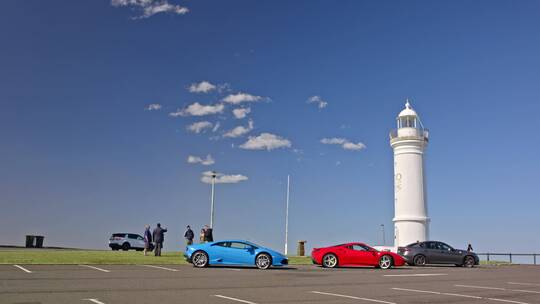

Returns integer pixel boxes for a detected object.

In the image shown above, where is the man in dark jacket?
[184,225,194,246]
[152,223,167,256]
[203,225,214,242]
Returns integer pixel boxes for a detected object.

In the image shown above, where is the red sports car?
[311,242,406,269]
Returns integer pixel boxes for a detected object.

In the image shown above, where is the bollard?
[297,240,307,256]
[534,254,537,265]
[509,253,512,264]
[487,253,490,262]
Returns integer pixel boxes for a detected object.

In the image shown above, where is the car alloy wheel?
[379,255,393,269]
[192,251,208,268]
[463,256,475,268]
[121,243,130,251]
[413,254,426,266]
[256,253,272,270]
[322,254,338,268]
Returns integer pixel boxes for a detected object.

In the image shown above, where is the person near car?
[199,228,205,243]
[143,225,152,256]
[184,225,194,246]
[152,223,167,256]
[204,225,214,242]
[467,243,474,252]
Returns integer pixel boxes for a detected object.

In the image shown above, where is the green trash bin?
[35,236,44,248]
[25,235,35,248]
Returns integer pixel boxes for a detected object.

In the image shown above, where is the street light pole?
[380,224,386,246]
[210,171,217,228]
[285,175,290,255]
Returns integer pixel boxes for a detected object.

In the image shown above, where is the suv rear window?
[112,233,126,238]
[128,234,140,239]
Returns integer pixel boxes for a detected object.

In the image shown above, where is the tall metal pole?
[210,172,216,228]
[381,224,386,246]
[285,175,290,255]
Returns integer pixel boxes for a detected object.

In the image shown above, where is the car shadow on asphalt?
[206,265,298,271]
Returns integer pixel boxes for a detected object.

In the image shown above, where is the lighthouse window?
[399,117,417,128]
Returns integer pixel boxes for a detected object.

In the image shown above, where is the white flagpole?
[285,175,290,255]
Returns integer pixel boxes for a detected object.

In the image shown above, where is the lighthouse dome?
[398,101,417,117]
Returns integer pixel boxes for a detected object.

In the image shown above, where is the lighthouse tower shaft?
[390,102,430,248]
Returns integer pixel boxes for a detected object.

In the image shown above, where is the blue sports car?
[184,240,288,269]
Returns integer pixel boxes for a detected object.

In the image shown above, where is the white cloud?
[201,171,248,184]
[223,92,262,105]
[170,102,224,117]
[187,154,215,166]
[212,121,221,132]
[320,137,366,151]
[223,120,254,138]
[342,142,367,151]
[111,0,189,18]
[232,107,251,119]
[240,133,291,151]
[307,95,328,109]
[145,103,162,111]
[188,81,216,93]
[186,121,213,133]
[320,137,347,145]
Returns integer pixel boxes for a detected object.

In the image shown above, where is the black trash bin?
[35,236,44,248]
[25,235,35,248]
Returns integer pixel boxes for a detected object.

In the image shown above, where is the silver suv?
[109,233,151,251]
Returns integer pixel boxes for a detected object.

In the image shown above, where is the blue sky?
[1,0,539,254]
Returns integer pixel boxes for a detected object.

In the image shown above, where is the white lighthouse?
[390,100,430,248]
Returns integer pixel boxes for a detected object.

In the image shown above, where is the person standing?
[152,223,167,256]
[199,228,205,243]
[204,225,214,242]
[143,225,152,256]
[184,225,194,246]
[467,243,474,252]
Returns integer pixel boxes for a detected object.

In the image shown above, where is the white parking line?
[486,298,530,304]
[13,265,32,273]
[508,282,540,287]
[512,290,540,294]
[213,295,258,304]
[140,265,179,272]
[455,284,506,290]
[393,287,530,304]
[455,284,540,294]
[79,265,110,273]
[310,291,397,304]
[82,299,106,304]
[383,273,448,277]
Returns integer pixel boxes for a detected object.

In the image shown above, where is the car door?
[209,242,231,264]
[424,241,443,263]
[347,244,378,266]
[127,234,142,248]
[438,242,462,264]
[227,242,256,265]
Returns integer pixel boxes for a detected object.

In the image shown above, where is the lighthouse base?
[393,216,430,247]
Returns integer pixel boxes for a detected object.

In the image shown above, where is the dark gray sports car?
[398,241,479,267]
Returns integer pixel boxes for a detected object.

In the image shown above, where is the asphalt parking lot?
[1,264,539,304]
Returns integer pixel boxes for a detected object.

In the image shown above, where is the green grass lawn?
[0,249,314,265]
